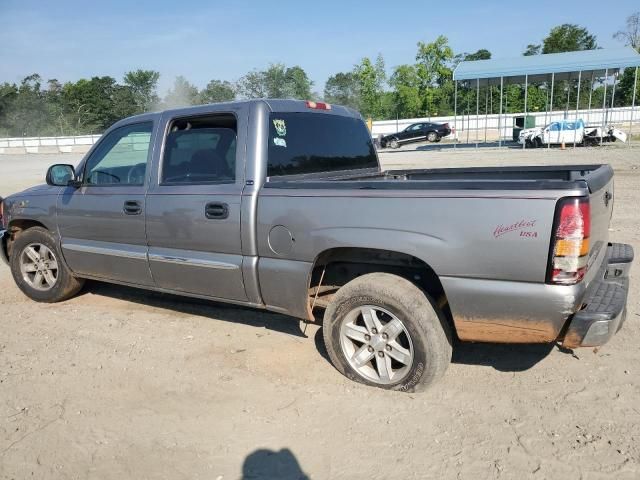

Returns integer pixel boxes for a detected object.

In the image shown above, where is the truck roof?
[112,99,361,130]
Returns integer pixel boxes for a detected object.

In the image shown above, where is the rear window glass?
[267,113,378,177]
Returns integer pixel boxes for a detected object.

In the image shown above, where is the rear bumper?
[562,242,633,348]
[0,229,8,266]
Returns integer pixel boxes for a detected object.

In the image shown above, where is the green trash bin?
[512,115,536,142]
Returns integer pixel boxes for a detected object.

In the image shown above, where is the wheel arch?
[306,246,455,334]
[5,219,51,261]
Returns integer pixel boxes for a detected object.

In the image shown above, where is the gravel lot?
[1,145,639,479]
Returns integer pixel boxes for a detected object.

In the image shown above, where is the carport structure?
[452,47,640,148]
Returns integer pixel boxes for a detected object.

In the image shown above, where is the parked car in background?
[519,119,627,147]
[380,122,452,149]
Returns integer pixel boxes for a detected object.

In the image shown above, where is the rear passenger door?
[145,112,248,301]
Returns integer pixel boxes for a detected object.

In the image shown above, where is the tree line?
[1,13,638,137]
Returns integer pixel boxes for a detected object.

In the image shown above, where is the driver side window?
[84,122,153,186]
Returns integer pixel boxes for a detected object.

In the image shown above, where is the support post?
[454,80,458,149]
[573,71,582,149]
[498,77,503,147]
[610,70,617,127]
[601,68,608,146]
[588,70,594,112]
[565,74,571,118]
[548,73,555,150]
[466,86,470,145]
[629,66,638,147]
[476,78,480,148]
[484,84,489,144]
[544,79,549,126]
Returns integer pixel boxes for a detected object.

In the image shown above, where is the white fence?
[0,134,101,154]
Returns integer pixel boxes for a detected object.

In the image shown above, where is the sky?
[0,0,637,94]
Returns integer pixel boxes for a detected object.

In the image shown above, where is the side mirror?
[46,164,77,187]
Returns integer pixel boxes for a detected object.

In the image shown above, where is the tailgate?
[585,166,614,282]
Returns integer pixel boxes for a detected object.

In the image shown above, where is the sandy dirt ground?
[0,145,639,479]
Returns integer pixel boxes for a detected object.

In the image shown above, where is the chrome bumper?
[562,243,633,348]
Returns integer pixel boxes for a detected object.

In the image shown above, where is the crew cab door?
[144,111,248,301]
[57,121,155,286]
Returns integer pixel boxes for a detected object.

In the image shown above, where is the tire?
[322,272,452,392]
[389,138,399,149]
[426,131,439,142]
[535,137,543,148]
[525,139,534,149]
[9,227,84,303]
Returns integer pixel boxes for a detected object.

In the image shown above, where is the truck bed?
[266,164,613,193]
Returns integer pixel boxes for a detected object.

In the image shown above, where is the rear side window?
[161,114,236,185]
[267,113,378,177]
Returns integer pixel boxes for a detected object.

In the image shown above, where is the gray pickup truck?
[0,99,633,392]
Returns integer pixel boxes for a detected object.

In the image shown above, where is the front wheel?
[388,138,400,149]
[9,227,84,302]
[322,273,452,392]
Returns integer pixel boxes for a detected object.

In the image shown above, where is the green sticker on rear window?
[273,119,286,136]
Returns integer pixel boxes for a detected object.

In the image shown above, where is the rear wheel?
[426,131,439,142]
[323,273,452,392]
[9,227,84,302]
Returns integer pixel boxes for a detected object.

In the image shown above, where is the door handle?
[123,200,142,215]
[205,202,229,219]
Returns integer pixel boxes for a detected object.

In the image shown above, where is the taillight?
[547,197,590,285]
[306,100,331,110]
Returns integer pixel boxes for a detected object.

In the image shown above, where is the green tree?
[389,64,421,118]
[238,64,313,99]
[198,79,236,104]
[0,82,19,136]
[613,12,640,107]
[237,69,267,98]
[323,72,360,110]
[283,65,313,99]
[353,54,386,118]
[2,74,55,136]
[464,49,491,61]
[123,69,160,112]
[62,76,134,133]
[415,35,454,115]
[523,44,541,56]
[542,24,597,53]
[163,76,199,108]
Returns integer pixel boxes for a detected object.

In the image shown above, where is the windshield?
[267,112,378,177]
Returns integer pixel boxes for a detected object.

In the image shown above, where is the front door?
[57,121,155,286]
[145,113,247,301]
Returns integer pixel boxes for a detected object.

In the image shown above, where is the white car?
[519,119,627,147]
